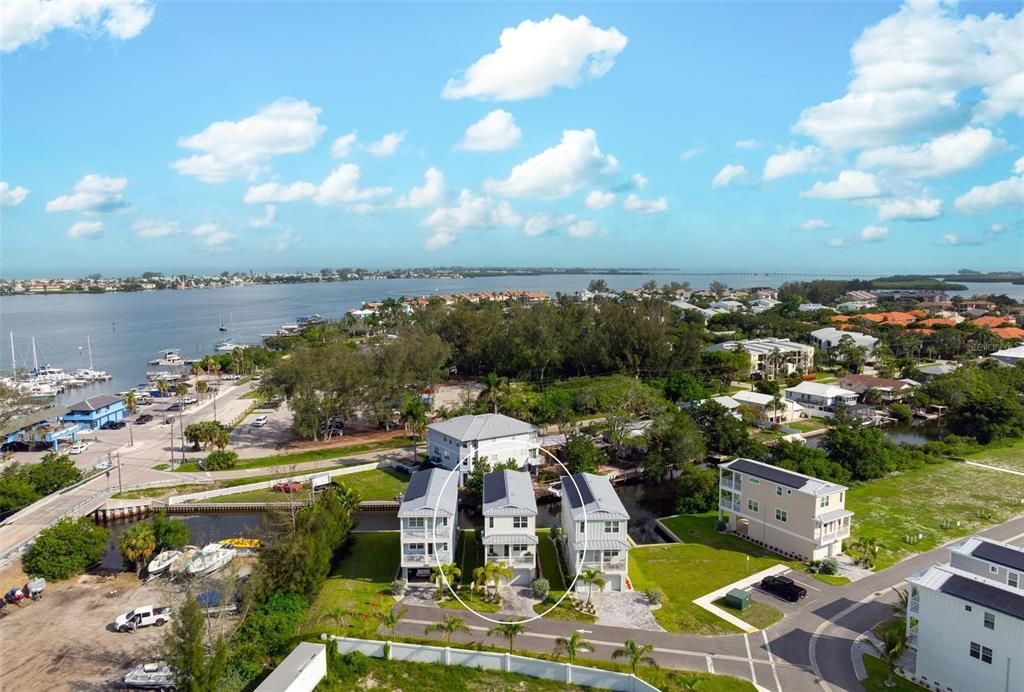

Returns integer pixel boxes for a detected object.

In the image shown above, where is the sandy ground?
[0,560,250,691]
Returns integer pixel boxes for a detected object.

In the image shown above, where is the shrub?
[644,587,664,605]
[531,578,550,600]
[888,403,912,422]
[715,519,728,532]
[390,579,407,596]
[203,450,239,470]
[22,516,109,581]
[817,558,839,575]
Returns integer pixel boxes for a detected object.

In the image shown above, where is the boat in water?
[214,339,238,352]
[148,349,186,366]
[296,313,325,326]
[185,543,235,576]
[146,550,182,576]
[123,662,176,690]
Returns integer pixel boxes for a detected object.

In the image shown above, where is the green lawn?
[861,655,926,692]
[788,419,827,433]
[536,529,566,591]
[712,597,783,630]
[456,529,484,579]
[964,438,1024,473]
[438,589,502,614]
[846,461,1024,569]
[532,593,597,623]
[629,514,801,634]
[193,468,410,504]
[812,573,851,586]
[174,436,414,472]
[303,531,399,638]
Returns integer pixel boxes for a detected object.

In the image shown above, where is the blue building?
[60,394,126,430]
[2,406,80,451]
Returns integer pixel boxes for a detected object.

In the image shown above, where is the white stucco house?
[397,468,459,581]
[905,536,1024,692]
[991,345,1024,366]
[784,381,858,417]
[482,469,538,585]
[809,327,878,359]
[427,414,540,483]
[560,472,631,592]
[706,338,815,379]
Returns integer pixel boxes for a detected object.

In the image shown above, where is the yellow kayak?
[220,537,261,550]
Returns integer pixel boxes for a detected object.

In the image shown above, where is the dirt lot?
[0,561,248,691]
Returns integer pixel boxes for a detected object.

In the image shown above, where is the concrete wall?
[333,637,659,692]
[255,642,327,692]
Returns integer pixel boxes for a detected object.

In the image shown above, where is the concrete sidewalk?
[692,564,790,633]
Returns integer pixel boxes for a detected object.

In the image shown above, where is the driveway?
[591,591,664,632]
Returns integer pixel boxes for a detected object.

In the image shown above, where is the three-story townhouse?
[397,468,459,581]
[482,469,538,585]
[560,472,631,592]
[427,414,540,483]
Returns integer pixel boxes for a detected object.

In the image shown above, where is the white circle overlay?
[428,437,589,625]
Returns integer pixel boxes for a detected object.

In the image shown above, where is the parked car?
[101,420,126,430]
[69,442,90,455]
[251,415,268,428]
[391,462,414,475]
[95,460,112,471]
[135,414,154,424]
[760,575,807,602]
[271,481,303,493]
[115,605,172,632]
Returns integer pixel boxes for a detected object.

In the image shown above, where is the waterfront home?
[427,414,539,483]
[797,303,833,313]
[59,394,126,431]
[784,381,858,417]
[482,469,538,585]
[917,362,961,381]
[991,345,1024,366]
[397,468,459,581]
[1,406,77,452]
[905,536,1024,692]
[707,338,815,379]
[718,457,852,561]
[730,390,804,425]
[560,473,631,592]
[836,374,918,403]
[809,327,878,359]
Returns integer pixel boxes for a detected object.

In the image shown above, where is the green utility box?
[725,588,751,611]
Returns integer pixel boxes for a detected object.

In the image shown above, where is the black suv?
[135,414,154,425]
[760,575,807,602]
[100,420,127,430]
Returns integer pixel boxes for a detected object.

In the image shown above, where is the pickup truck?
[760,575,807,602]
[115,605,172,632]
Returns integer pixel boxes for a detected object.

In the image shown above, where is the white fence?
[332,636,659,692]
[166,460,395,504]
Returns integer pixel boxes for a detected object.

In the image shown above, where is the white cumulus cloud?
[263,229,302,253]
[421,189,520,250]
[366,131,405,158]
[331,132,358,158]
[0,182,29,207]
[523,213,577,237]
[799,219,830,231]
[133,219,182,238]
[859,225,889,242]
[1,0,154,53]
[856,127,1006,178]
[735,139,762,150]
[172,98,325,183]
[623,193,668,214]
[485,128,617,199]
[315,164,392,205]
[800,170,881,200]
[249,204,277,228]
[46,174,128,213]
[938,233,984,246]
[396,168,446,208]
[442,14,627,101]
[585,190,615,210]
[458,110,522,151]
[67,220,103,240]
[875,197,942,222]
[192,223,237,250]
[954,175,1024,214]
[567,219,599,238]
[762,146,825,181]
[712,164,747,188]
[679,147,705,161]
[631,173,648,189]
[244,181,318,204]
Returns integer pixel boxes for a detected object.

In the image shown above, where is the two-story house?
[427,414,540,483]
[560,472,631,592]
[706,338,815,379]
[809,327,878,359]
[783,381,858,418]
[718,458,852,561]
[905,536,1024,692]
[59,394,126,430]
[396,468,459,581]
[482,469,538,585]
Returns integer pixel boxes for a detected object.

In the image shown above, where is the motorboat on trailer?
[123,661,176,690]
[146,550,182,576]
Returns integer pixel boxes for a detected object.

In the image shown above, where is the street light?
[127,420,134,447]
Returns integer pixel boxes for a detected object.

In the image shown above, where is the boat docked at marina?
[148,349,186,366]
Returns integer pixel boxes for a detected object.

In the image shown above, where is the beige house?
[707,338,815,379]
[719,458,852,561]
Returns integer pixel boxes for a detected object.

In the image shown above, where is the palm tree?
[425,615,471,646]
[868,620,908,688]
[118,523,157,576]
[429,562,462,594]
[472,566,488,594]
[890,586,910,619]
[122,390,138,415]
[381,606,407,639]
[580,568,606,604]
[196,380,209,397]
[400,396,428,460]
[552,631,594,664]
[488,621,524,653]
[612,639,657,676]
[488,561,513,597]
[480,372,507,414]
[191,361,205,382]
[174,382,189,397]
[156,379,170,399]
[231,346,245,375]
[673,672,704,691]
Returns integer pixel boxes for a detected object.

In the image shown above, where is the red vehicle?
[271,481,303,493]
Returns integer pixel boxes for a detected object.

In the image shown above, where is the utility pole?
[169,423,175,471]
[116,452,123,494]
[128,420,134,447]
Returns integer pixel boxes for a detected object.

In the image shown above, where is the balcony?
[401,553,452,565]
[720,477,742,492]
[402,526,450,538]
[719,499,740,512]
[815,527,851,544]
[580,560,627,573]
[486,553,535,568]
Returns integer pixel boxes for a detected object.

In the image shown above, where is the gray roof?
[428,414,537,442]
[957,536,1024,573]
[254,642,325,692]
[64,394,123,413]
[1,406,71,438]
[482,534,539,545]
[398,468,458,518]
[574,538,630,551]
[482,470,537,516]
[723,458,848,496]
[940,573,1024,621]
[561,473,629,520]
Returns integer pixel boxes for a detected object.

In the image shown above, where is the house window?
[775,508,788,523]
[776,486,783,496]
[512,544,527,553]
[747,499,760,512]
[990,565,999,574]
[488,517,494,529]
[964,605,973,612]
[970,642,993,664]
[438,517,447,527]
[748,477,760,485]
[984,612,995,630]
[603,550,619,560]
[579,522,585,534]
[407,517,424,529]
[840,492,845,502]
[604,521,618,533]
[819,495,830,508]
[513,516,528,529]
[1009,571,1020,589]
[407,543,424,554]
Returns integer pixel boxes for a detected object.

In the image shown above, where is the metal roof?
[428,414,537,442]
[398,468,458,518]
[0,406,71,438]
[482,470,537,516]
[723,457,848,496]
[940,573,1024,621]
[561,473,629,520]
[482,534,539,545]
[575,538,630,551]
[817,508,854,524]
[64,394,123,412]
[254,642,325,692]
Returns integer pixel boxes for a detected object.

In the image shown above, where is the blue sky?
[1,0,1022,277]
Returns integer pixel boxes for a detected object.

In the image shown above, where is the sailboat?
[218,313,228,332]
